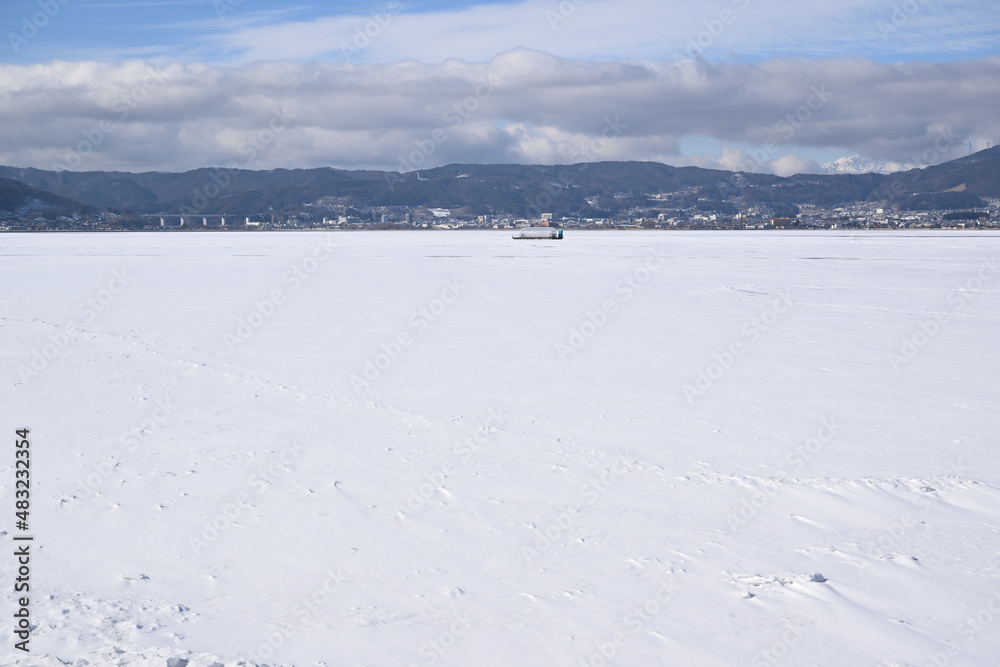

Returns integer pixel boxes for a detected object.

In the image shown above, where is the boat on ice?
[513,227,563,240]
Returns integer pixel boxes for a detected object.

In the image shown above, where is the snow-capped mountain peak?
[821,156,913,174]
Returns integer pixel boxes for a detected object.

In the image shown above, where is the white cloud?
[769,154,822,177]
[661,147,821,177]
[0,52,997,174]
[193,0,999,65]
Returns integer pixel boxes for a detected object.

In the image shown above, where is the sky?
[0,0,998,175]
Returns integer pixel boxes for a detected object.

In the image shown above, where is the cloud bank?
[53,0,998,65]
[1,52,998,175]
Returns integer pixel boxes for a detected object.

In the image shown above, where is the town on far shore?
[4,198,998,233]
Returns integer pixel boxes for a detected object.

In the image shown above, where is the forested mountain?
[2,146,997,219]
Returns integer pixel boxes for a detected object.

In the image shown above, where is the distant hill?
[1,146,997,218]
[876,146,1000,207]
[0,176,93,218]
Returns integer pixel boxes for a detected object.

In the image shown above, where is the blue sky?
[1,0,998,173]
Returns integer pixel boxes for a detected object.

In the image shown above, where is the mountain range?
[1,146,997,222]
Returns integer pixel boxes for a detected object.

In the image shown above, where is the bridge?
[141,215,233,228]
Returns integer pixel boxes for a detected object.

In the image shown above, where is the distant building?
[770,217,796,229]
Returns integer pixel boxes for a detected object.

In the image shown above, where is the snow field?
[1,230,999,666]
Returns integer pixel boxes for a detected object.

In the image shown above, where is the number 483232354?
[15,428,30,530]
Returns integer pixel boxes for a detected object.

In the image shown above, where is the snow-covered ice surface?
[2,230,999,667]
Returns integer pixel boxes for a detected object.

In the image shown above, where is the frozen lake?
[2,230,999,666]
